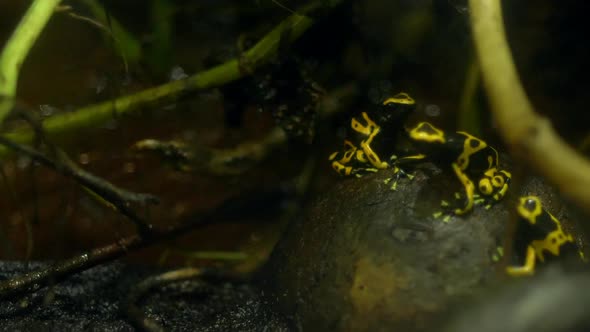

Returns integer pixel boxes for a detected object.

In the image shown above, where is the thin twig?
[125,267,246,332]
[0,182,295,299]
[135,127,287,175]
[0,233,142,299]
[0,136,158,233]
[60,1,142,67]
[469,0,590,216]
[0,216,199,299]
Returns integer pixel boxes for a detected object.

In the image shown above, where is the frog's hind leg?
[395,154,427,165]
[506,246,537,276]
[452,162,475,215]
[329,140,358,176]
[331,160,354,176]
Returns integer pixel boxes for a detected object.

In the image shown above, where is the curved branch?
[125,267,245,332]
[469,0,590,215]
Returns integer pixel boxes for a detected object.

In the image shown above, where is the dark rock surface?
[262,162,578,331]
[0,261,288,332]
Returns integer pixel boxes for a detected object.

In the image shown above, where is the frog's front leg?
[360,139,389,170]
[506,246,537,276]
[451,162,475,215]
[352,112,389,170]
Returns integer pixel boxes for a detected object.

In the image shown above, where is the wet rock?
[261,162,575,331]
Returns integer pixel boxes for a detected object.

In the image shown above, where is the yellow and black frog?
[329,92,416,178]
[406,122,512,215]
[507,196,585,276]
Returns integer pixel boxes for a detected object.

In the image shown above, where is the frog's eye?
[479,178,493,195]
[522,197,540,212]
[465,139,480,149]
[517,196,542,223]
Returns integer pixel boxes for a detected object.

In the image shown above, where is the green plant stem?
[0,0,63,123]
[0,10,316,159]
[457,54,481,135]
[170,249,248,261]
[469,0,590,215]
[79,0,142,68]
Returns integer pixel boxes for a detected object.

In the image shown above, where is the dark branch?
[0,136,158,234]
